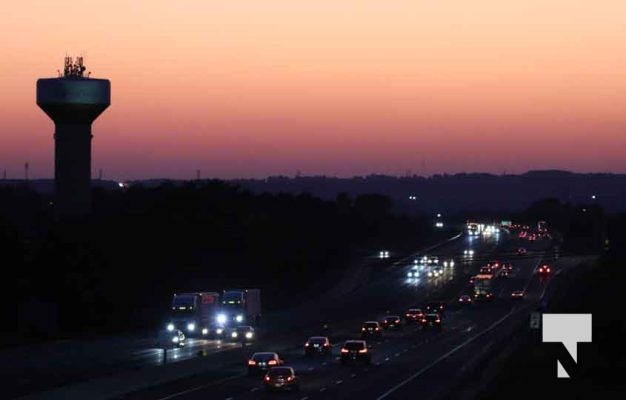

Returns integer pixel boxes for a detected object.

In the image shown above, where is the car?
[264,366,300,392]
[340,340,372,365]
[502,263,514,272]
[511,290,526,300]
[247,352,284,375]
[229,325,255,342]
[425,301,446,316]
[420,313,442,330]
[498,268,510,278]
[382,315,403,330]
[361,321,382,339]
[469,275,478,285]
[156,328,186,348]
[517,247,527,255]
[304,336,331,356]
[479,266,493,274]
[473,291,494,301]
[404,308,424,324]
[463,249,475,256]
[487,260,501,270]
[538,264,552,276]
[442,259,455,268]
[458,294,473,305]
[406,267,420,278]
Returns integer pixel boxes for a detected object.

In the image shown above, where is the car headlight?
[407,272,413,277]
[202,328,209,335]
[443,261,448,267]
[167,323,174,332]
[187,323,195,331]
[428,271,433,277]
[235,315,244,323]
[216,328,224,335]
[231,331,238,338]
[172,336,179,343]
[245,332,253,339]
[216,314,227,324]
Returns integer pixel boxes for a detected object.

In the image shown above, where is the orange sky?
[1,0,625,179]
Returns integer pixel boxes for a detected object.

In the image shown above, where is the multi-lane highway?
[11,228,562,400]
[118,230,559,400]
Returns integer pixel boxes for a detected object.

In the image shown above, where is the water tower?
[37,57,110,217]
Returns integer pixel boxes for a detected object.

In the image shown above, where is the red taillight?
[248,360,257,365]
[305,343,309,347]
[421,318,427,323]
[341,348,349,353]
[361,327,366,331]
[395,320,400,323]
[323,343,329,347]
[375,327,379,331]
[358,348,368,353]
[268,360,277,366]
[436,319,441,323]
[547,268,551,272]
[264,375,270,381]
[287,376,294,381]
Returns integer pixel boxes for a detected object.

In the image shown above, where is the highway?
[120,230,559,400]
[10,228,561,400]
[7,231,475,399]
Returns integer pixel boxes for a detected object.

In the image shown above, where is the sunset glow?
[1,0,625,179]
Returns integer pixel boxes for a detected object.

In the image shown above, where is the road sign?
[530,312,541,329]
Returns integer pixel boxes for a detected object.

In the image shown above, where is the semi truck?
[215,289,261,329]
[166,292,221,337]
[472,274,494,301]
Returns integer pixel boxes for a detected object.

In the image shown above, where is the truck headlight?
[216,328,224,335]
[187,323,195,331]
[245,332,253,339]
[202,328,209,335]
[167,323,174,332]
[231,331,238,338]
[235,315,243,323]
[216,314,227,325]
[172,336,179,343]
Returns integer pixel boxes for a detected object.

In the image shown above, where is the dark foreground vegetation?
[0,181,448,344]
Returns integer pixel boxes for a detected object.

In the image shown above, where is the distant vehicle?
[517,247,527,255]
[458,295,473,305]
[406,266,420,278]
[361,321,382,339]
[248,352,284,375]
[156,328,186,348]
[229,325,255,342]
[467,222,479,236]
[463,249,475,256]
[538,220,547,233]
[166,292,220,337]
[382,316,402,330]
[304,336,331,356]
[420,313,442,330]
[473,274,494,301]
[538,264,552,276]
[340,340,372,365]
[427,267,443,277]
[216,289,261,328]
[499,268,510,278]
[443,259,455,267]
[425,301,446,316]
[511,290,526,300]
[379,250,390,259]
[502,263,514,272]
[469,275,478,285]
[479,266,494,275]
[264,366,300,392]
[404,308,424,323]
[487,260,501,270]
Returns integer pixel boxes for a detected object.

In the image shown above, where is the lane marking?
[156,373,246,400]
[320,387,327,392]
[336,380,343,384]
[351,373,357,378]
[250,387,259,392]
[376,304,528,400]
